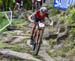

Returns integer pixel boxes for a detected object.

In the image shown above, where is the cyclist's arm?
[46,13,52,22]
[28,11,36,22]
[47,16,52,22]
[46,15,53,26]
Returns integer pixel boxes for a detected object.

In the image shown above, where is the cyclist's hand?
[30,19,34,23]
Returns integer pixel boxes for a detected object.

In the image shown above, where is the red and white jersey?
[35,11,48,19]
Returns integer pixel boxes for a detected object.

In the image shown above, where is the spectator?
[14,0,23,10]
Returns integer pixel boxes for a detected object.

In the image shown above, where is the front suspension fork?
[35,29,44,44]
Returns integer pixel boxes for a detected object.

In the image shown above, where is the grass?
[11,44,31,52]
[0,41,10,48]
[0,13,28,32]
[47,38,75,58]
[0,17,8,33]
[0,19,8,28]
[47,50,57,57]
[48,39,57,48]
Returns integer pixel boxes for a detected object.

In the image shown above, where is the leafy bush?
[67,8,75,24]
[69,28,75,36]
[23,0,32,10]
[48,6,61,16]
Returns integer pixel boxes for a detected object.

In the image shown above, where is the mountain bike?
[32,21,45,55]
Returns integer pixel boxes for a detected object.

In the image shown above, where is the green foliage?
[66,8,75,24]
[0,13,8,32]
[70,8,75,22]
[0,0,32,11]
[57,6,75,24]
[48,39,56,47]
[0,41,9,48]
[69,28,75,36]
[48,37,75,57]
[23,0,32,10]
[48,6,61,16]
[0,0,2,5]
[47,50,57,57]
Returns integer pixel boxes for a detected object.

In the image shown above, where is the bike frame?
[32,22,45,55]
[35,26,44,44]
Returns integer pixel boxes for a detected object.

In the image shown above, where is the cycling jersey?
[35,11,48,19]
[34,11,48,22]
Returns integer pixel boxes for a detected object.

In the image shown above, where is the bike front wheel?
[34,31,42,55]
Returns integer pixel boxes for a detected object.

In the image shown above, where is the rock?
[12,30,24,36]
[2,32,8,37]
[6,25,17,31]
[2,35,25,44]
[44,31,58,40]
[39,50,54,61]
[10,36,25,44]
[27,40,33,48]
[1,33,7,40]
[68,24,75,28]
[53,44,63,49]
[54,56,70,61]
[1,36,11,43]
[0,49,41,61]
[56,30,68,44]
[1,32,10,40]
[42,40,49,46]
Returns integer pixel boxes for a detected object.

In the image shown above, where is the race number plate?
[39,23,45,27]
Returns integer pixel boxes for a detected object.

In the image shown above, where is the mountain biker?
[28,7,53,45]
[32,0,44,11]
[14,0,23,10]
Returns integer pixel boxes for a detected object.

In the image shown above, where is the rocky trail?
[0,19,58,61]
[0,10,74,61]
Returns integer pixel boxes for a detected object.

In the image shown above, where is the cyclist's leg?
[40,28,44,40]
[40,19,45,36]
[35,29,40,44]
[30,22,38,44]
[35,20,45,44]
[31,22,38,37]
[35,28,44,44]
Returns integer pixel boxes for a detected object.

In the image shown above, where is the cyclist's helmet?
[40,7,47,13]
